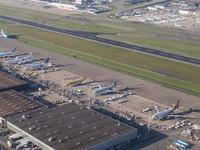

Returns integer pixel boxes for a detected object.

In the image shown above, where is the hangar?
[7,103,137,150]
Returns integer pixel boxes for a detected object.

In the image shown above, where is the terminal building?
[0,71,29,92]
[7,103,137,150]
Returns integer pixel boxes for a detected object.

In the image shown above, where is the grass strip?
[101,35,200,58]
[0,5,60,21]
[97,20,179,36]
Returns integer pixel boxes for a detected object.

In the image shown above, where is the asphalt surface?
[1,15,200,66]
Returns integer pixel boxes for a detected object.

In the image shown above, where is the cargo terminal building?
[0,89,47,127]
[7,103,137,150]
[0,71,29,92]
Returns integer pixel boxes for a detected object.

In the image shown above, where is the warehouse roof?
[9,103,136,150]
[0,71,29,92]
[0,90,46,119]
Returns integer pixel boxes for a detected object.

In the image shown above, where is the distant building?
[131,0,151,4]
[75,0,83,4]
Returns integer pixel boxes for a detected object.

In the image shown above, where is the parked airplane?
[24,58,49,70]
[161,20,169,23]
[66,74,87,86]
[139,18,147,22]
[170,19,177,22]
[168,15,175,18]
[0,47,17,57]
[152,100,181,120]
[134,14,141,17]
[174,23,183,28]
[176,17,184,21]
[154,16,161,20]
[1,29,8,38]
[6,52,32,64]
[93,81,117,96]
[154,21,161,24]
[146,17,154,21]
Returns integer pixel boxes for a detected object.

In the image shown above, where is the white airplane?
[139,18,147,22]
[170,19,177,22]
[152,100,181,120]
[146,17,154,21]
[24,58,49,70]
[161,20,169,23]
[134,14,141,17]
[1,29,8,38]
[93,81,117,96]
[176,17,184,21]
[174,23,183,28]
[154,21,161,24]
[0,47,17,57]
[154,16,161,20]
[6,52,32,64]
[168,15,175,18]
[197,20,200,23]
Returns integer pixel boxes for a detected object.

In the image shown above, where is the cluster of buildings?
[22,0,112,13]
[0,69,137,149]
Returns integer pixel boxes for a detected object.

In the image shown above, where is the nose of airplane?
[152,115,157,120]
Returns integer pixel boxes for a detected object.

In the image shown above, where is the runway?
[0,15,200,65]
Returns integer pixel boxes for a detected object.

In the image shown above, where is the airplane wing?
[167,115,185,119]
[155,106,161,113]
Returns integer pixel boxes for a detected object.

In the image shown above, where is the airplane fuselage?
[6,53,32,64]
[93,83,117,95]
[152,108,172,120]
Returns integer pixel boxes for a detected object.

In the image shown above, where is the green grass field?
[0,5,60,21]
[97,20,180,36]
[0,19,13,26]
[6,26,200,90]
[46,19,141,34]
[101,35,200,58]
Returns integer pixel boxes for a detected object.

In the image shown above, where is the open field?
[97,20,180,36]
[101,35,200,58]
[0,5,60,21]
[4,25,200,96]
[46,20,142,34]
[0,19,13,26]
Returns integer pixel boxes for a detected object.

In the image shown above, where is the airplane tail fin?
[12,47,17,52]
[83,74,87,80]
[113,81,117,86]
[172,100,180,112]
[44,58,49,63]
[28,52,32,57]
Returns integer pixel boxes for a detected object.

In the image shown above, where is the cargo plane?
[152,100,182,120]
[0,47,17,57]
[93,81,117,96]
[6,52,32,64]
[66,74,87,86]
[24,58,49,70]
